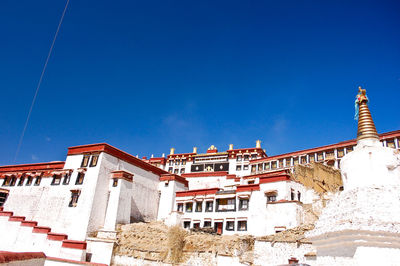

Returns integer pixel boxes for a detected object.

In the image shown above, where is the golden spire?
[355,86,379,141]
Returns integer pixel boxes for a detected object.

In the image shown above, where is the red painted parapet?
[47,233,68,241]
[0,211,13,217]
[62,240,87,250]
[0,251,46,263]
[33,226,51,234]
[9,216,25,222]
[20,221,38,227]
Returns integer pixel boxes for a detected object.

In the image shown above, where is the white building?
[1,129,400,265]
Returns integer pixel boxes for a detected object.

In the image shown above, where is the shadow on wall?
[130,198,144,223]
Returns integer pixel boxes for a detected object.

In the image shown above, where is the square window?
[62,174,70,185]
[195,201,202,212]
[244,155,249,161]
[10,177,16,186]
[309,154,315,162]
[267,194,276,203]
[17,177,25,186]
[193,223,200,229]
[204,221,212,228]
[185,202,193,212]
[205,201,213,212]
[239,199,249,210]
[34,177,41,186]
[112,178,118,187]
[251,165,256,173]
[26,177,33,186]
[180,168,185,174]
[226,221,235,231]
[237,155,242,161]
[51,175,61,185]
[243,165,249,170]
[81,155,90,167]
[168,167,173,173]
[174,169,179,174]
[251,154,257,159]
[2,177,10,186]
[69,190,81,207]
[387,141,395,148]
[236,165,242,171]
[271,161,277,169]
[0,192,8,207]
[90,154,99,167]
[237,221,247,231]
[183,221,191,229]
[177,203,183,212]
[75,173,85,185]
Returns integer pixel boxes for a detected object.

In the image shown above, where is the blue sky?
[0,0,399,165]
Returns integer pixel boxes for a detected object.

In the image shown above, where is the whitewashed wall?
[254,240,315,266]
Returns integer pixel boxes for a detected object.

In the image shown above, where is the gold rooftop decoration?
[355,86,379,141]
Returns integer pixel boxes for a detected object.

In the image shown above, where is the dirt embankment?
[114,222,254,264]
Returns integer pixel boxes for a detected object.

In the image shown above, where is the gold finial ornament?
[355,86,379,141]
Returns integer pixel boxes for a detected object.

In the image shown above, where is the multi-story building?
[0,130,399,265]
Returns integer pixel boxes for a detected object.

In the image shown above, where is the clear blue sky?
[0,0,399,165]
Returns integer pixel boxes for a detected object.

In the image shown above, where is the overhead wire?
[14,0,70,162]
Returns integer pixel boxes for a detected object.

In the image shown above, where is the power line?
[14,0,70,163]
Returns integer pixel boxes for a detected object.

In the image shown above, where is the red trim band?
[62,240,87,250]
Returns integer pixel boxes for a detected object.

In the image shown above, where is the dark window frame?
[2,177,10,186]
[185,202,193,212]
[239,198,249,211]
[81,154,90,167]
[183,221,191,229]
[195,201,202,212]
[205,201,213,212]
[237,220,247,231]
[75,172,85,185]
[216,198,236,212]
[112,178,118,187]
[10,177,17,186]
[177,203,183,212]
[0,192,8,207]
[226,221,235,231]
[68,190,81,207]
[62,174,70,185]
[26,177,33,186]
[89,154,99,167]
[267,195,277,203]
[203,221,212,228]
[17,177,25,186]
[51,175,62,185]
[34,177,41,186]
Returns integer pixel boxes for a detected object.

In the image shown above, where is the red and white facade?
[0,130,399,264]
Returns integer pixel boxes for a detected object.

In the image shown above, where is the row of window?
[236,154,257,161]
[252,147,355,173]
[183,220,248,231]
[236,164,249,171]
[2,173,85,187]
[177,198,249,213]
[168,168,185,174]
[168,159,187,166]
[81,154,99,168]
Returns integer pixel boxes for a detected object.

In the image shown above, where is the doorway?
[214,222,223,235]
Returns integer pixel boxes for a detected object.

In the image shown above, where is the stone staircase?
[0,206,87,262]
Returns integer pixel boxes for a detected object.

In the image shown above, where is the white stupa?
[307,87,400,265]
